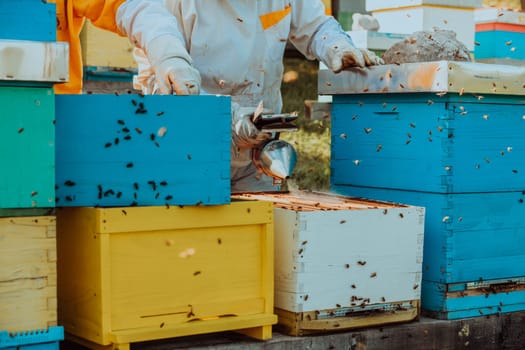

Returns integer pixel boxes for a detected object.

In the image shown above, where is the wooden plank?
[95,201,273,233]
[0,40,68,83]
[57,208,108,345]
[109,314,277,344]
[0,216,57,332]
[80,20,137,70]
[275,301,419,336]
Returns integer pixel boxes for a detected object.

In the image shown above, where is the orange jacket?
[54,0,126,94]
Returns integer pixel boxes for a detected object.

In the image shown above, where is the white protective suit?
[132,0,377,192]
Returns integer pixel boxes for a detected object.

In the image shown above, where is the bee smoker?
[251,113,298,186]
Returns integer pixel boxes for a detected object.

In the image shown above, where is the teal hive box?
[0,0,56,42]
[55,94,231,207]
[320,61,525,319]
[0,87,55,209]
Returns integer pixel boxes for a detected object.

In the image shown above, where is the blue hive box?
[0,0,56,42]
[0,327,63,350]
[474,9,525,65]
[55,94,231,207]
[320,61,525,319]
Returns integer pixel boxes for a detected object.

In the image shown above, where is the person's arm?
[116,0,200,94]
[76,0,200,94]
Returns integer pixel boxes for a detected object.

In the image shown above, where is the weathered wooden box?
[320,61,525,319]
[0,216,57,332]
[57,201,277,349]
[236,192,424,335]
[55,94,231,207]
[0,0,56,42]
[475,9,525,65]
[0,87,55,209]
[80,20,136,85]
[366,1,481,51]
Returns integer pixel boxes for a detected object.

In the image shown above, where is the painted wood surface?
[57,201,276,347]
[238,192,424,315]
[0,40,68,84]
[331,93,525,193]
[0,87,55,209]
[0,0,56,41]
[80,21,137,70]
[0,216,57,332]
[422,280,525,319]
[55,94,231,206]
[273,207,424,312]
[475,31,525,61]
[332,186,525,316]
[275,301,419,336]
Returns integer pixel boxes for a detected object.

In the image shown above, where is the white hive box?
[366,0,482,51]
[237,192,425,335]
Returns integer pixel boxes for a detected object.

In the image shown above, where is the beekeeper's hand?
[147,35,201,95]
[232,102,273,149]
[329,40,384,73]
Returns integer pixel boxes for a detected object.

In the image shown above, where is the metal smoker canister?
[253,139,297,182]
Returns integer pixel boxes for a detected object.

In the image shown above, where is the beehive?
[236,192,425,335]
[55,94,231,207]
[0,216,57,332]
[366,0,481,51]
[57,201,276,349]
[320,61,525,319]
[475,8,525,65]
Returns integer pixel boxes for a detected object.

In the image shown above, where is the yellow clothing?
[54,0,126,94]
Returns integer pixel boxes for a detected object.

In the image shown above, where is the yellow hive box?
[0,216,57,332]
[57,201,276,350]
[80,20,136,70]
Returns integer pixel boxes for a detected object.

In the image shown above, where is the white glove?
[146,35,201,95]
[231,102,273,150]
[310,18,384,73]
[329,39,384,73]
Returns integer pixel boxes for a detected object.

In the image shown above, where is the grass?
[279,57,331,191]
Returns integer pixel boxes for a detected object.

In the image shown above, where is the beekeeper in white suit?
[131,0,383,192]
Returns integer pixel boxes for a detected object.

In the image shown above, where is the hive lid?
[318,61,525,96]
[0,40,69,83]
